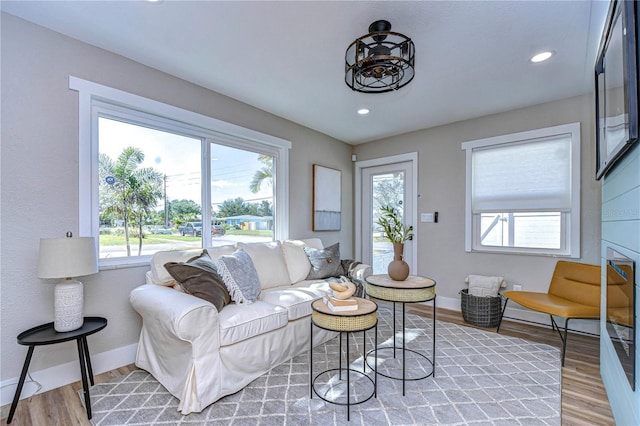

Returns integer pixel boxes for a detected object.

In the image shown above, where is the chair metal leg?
[550,314,557,332]
[548,315,569,367]
[496,298,509,333]
[561,318,570,367]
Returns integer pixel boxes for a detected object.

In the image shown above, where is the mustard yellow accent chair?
[497,260,601,366]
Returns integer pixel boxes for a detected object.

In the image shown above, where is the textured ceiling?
[1,1,609,144]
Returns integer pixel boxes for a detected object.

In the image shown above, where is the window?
[71,77,290,268]
[461,123,580,257]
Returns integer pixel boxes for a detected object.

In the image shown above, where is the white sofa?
[129,238,371,415]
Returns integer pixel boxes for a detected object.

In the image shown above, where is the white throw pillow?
[466,274,504,297]
[238,241,292,289]
[282,240,313,284]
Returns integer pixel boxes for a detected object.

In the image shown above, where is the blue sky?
[99,117,272,211]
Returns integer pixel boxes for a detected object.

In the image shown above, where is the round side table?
[7,317,108,424]
[365,274,436,395]
[309,297,377,421]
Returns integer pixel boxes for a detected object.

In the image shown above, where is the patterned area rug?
[84,308,560,425]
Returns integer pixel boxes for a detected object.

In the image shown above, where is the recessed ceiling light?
[357,108,370,115]
[530,51,554,63]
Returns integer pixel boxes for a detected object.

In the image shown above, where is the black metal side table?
[7,316,108,424]
[365,274,436,396]
[310,298,378,421]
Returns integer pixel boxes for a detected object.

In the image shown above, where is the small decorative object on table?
[376,205,414,281]
[325,281,358,311]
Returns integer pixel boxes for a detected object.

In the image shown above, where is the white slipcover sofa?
[129,238,371,415]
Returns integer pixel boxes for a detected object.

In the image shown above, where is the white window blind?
[462,122,581,257]
[471,136,572,213]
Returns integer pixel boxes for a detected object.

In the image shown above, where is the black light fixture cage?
[345,20,415,93]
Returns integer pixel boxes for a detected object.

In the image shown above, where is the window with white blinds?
[462,123,581,257]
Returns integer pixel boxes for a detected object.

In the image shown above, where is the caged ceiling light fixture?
[345,20,415,93]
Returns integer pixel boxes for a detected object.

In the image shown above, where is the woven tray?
[460,289,502,328]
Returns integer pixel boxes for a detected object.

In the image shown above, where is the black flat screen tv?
[595,0,639,180]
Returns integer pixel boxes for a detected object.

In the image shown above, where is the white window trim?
[70,76,291,268]
[461,122,581,258]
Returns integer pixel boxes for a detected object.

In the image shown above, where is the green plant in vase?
[376,205,413,280]
[376,205,414,243]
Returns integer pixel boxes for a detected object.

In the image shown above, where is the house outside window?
[71,77,290,268]
[461,122,581,257]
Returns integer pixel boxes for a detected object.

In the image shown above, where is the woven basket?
[460,289,502,328]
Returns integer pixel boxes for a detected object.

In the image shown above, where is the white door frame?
[355,152,418,268]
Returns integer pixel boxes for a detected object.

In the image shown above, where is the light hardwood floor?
[1,306,614,425]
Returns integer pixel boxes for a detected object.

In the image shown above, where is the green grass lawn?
[99,230,271,246]
[99,233,200,246]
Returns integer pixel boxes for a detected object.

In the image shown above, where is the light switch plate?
[421,213,435,222]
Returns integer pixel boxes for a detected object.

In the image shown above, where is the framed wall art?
[312,164,341,231]
[595,0,639,180]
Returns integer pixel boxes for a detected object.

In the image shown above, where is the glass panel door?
[361,162,414,274]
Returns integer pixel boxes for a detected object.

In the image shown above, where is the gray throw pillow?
[164,251,231,312]
[215,249,261,304]
[304,243,343,279]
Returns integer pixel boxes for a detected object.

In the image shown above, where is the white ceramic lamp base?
[54,279,84,332]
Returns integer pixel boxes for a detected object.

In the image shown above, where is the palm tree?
[99,147,163,256]
[130,169,164,255]
[250,155,273,193]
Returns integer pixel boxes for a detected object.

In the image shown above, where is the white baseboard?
[1,343,137,407]
[420,295,600,336]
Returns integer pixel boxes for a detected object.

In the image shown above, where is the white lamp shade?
[38,236,98,279]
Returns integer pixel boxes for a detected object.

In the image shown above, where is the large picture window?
[71,77,290,267]
[462,123,581,257]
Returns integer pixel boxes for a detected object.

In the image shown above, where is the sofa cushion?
[300,238,324,250]
[217,301,288,346]
[149,248,204,286]
[238,241,291,289]
[281,241,312,284]
[149,245,236,286]
[281,238,325,284]
[164,252,231,312]
[205,244,237,260]
[259,279,332,320]
[304,243,343,279]
[215,249,261,304]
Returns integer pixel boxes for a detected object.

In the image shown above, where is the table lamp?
[37,232,99,332]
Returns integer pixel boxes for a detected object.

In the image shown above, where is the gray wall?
[0,13,353,387]
[354,94,601,306]
[600,143,640,425]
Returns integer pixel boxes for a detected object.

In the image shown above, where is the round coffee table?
[365,274,436,395]
[309,297,378,421]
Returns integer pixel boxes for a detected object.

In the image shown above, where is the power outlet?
[513,284,522,291]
